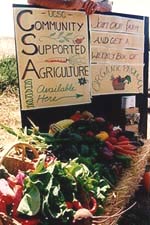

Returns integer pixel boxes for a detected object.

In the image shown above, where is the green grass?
[0,56,18,94]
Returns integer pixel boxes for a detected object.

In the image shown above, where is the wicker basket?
[0,140,150,225]
[91,140,150,225]
[0,142,40,225]
[0,142,39,175]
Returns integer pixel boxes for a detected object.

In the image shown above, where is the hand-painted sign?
[14,7,145,108]
[13,7,91,110]
[89,14,144,95]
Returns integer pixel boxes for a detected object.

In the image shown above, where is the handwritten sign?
[89,14,144,95]
[13,7,91,110]
[91,32,144,50]
[92,64,143,94]
[90,14,144,34]
[91,47,143,64]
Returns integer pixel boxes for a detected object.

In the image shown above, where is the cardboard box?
[124,107,140,133]
[124,108,140,125]
[125,124,139,133]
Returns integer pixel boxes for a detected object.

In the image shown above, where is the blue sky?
[0,0,149,37]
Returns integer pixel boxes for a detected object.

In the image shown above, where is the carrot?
[116,140,131,145]
[114,145,137,156]
[115,144,137,151]
[105,140,115,151]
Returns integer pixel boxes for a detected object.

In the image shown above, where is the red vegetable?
[0,197,7,213]
[95,117,105,123]
[86,131,94,137]
[0,178,15,205]
[12,185,23,217]
[88,196,97,214]
[117,140,131,145]
[70,111,82,121]
[12,185,40,225]
[72,200,83,210]
[105,140,115,151]
[143,165,150,193]
[116,144,137,151]
[118,135,129,142]
[66,197,97,215]
[66,201,73,209]
[109,130,118,137]
[113,145,136,156]
[7,176,18,189]
[107,136,118,144]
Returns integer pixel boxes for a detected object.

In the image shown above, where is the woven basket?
[0,141,149,225]
[0,142,39,175]
[0,142,40,225]
[91,140,150,225]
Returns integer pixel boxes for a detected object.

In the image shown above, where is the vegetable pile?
[0,111,144,225]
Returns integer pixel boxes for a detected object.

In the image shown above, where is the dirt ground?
[0,91,21,146]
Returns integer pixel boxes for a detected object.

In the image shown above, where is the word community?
[17,10,84,32]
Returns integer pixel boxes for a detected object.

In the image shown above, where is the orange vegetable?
[116,144,137,151]
[117,140,131,145]
[113,145,137,156]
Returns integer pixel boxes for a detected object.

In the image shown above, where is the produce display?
[0,111,144,225]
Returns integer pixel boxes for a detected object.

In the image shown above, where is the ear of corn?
[49,119,74,134]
